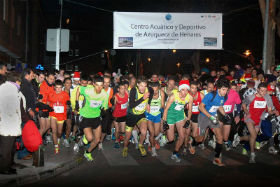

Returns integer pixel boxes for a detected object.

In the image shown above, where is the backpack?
[22,120,42,152]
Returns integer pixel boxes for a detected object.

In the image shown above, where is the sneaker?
[213,158,225,167]
[249,152,256,164]
[159,135,167,147]
[224,142,231,151]
[57,138,61,145]
[73,143,79,152]
[242,148,248,155]
[84,151,94,162]
[155,141,160,150]
[114,142,120,149]
[260,141,268,149]
[112,133,116,141]
[151,147,158,157]
[78,137,84,147]
[189,146,195,155]
[208,139,216,149]
[268,146,278,155]
[106,135,111,141]
[63,139,70,148]
[46,135,52,144]
[198,143,205,150]
[54,146,59,154]
[255,142,260,150]
[182,147,187,156]
[139,144,147,157]
[171,153,181,162]
[82,135,88,145]
[232,134,240,148]
[98,143,104,151]
[122,147,128,158]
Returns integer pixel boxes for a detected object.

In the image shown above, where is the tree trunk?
[191,51,200,73]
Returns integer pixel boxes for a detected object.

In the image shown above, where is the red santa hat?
[267,84,275,92]
[179,80,190,91]
[73,72,80,80]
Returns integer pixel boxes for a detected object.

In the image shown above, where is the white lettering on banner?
[121,102,128,110]
[90,100,102,108]
[150,106,160,113]
[135,103,146,111]
[175,104,184,111]
[254,101,266,109]
[223,105,232,113]
[54,106,64,114]
[209,106,219,113]
[192,105,199,112]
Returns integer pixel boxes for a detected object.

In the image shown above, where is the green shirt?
[79,86,108,118]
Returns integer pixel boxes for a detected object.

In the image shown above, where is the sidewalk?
[0,142,84,186]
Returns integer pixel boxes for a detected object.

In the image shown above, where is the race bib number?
[90,100,102,108]
[209,106,219,113]
[54,106,64,114]
[192,105,199,112]
[223,105,232,113]
[121,102,128,110]
[135,103,146,111]
[254,101,266,108]
[150,106,160,113]
[175,104,184,111]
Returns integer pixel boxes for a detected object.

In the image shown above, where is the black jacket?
[20,78,37,112]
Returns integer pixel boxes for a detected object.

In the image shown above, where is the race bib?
[254,101,266,108]
[135,103,146,111]
[150,106,160,113]
[121,102,128,110]
[223,105,232,113]
[175,104,184,111]
[90,100,102,108]
[192,105,199,112]
[209,106,219,113]
[54,106,64,114]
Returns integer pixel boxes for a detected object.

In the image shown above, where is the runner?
[63,78,73,148]
[162,80,193,162]
[112,82,128,148]
[161,76,176,98]
[217,82,241,151]
[48,80,70,154]
[122,76,154,158]
[200,81,214,96]
[233,83,273,163]
[198,79,230,166]
[76,76,109,161]
[184,81,204,155]
[145,81,165,156]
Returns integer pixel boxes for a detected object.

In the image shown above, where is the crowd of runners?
[1,61,280,174]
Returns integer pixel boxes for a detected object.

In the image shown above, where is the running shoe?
[242,148,248,155]
[57,138,61,145]
[106,135,111,141]
[268,146,278,155]
[255,141,260,150]
[82,135,88,145]
[208,139,216,149]
[182,147,187,156]
[63,139,70,148]
[213,158,225,167]
[54,146,59,154]
[122,147,128,158]
[155,141,160,150]
[171,153,181,163]
[98,143,104,151]
[249,152,256,164]
[198,143,205,150]
[73,143,79,152]
[232,134,240,147]
[84,151,94,162]
[159,135,168,147]
[189,146,196,155]
[151,148,158,157]
[114,142,120,149]
[139,144,147,157]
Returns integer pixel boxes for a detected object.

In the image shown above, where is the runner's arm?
[187,95,193,120]
[129,88,144,108]
[162,94,175,121]
[199,102,212,118]
[160,90,165,108]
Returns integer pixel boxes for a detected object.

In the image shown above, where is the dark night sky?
[40,0,279,73]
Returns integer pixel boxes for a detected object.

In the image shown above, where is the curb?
[0,155,84,186]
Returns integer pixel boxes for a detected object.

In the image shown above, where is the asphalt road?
[28,140,280,187]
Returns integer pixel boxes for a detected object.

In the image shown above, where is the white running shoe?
[171,153,181,163]
[232,134,240,148]
[63,139,70,148]
[199,143,205,150]
[151,148,158,157]
[268,146,278,155]
[208,140,216,149]
[249,152,256,164]
[98,143,104,151]
[73,143,79,152]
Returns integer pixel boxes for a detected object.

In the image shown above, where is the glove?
[75,100,79,111]
[183,120,191,128]
[163,120,169,131]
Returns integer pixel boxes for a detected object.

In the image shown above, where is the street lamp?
[104,50,108,53]
[176,62,181,68]
[243,50,251,57]
[66,18,70,24]
[172,49,176,54]
[147,57,151,62]
[205,57,210,63]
